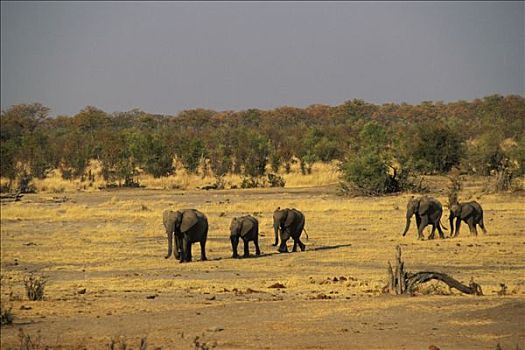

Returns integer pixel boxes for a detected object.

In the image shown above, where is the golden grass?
[1,177,523,348]
[1,160,341,193]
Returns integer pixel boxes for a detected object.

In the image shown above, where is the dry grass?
[0,177,523,349]
[1,161,341,193]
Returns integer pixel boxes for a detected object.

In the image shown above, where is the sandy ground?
[1,183,524,349]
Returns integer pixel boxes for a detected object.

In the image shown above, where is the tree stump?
[385,245,483,296]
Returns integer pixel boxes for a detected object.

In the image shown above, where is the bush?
[402,122,464,174]
[0,303,14,325]
[340,153,393,195]
[240,174,286,189]
[240,177,262,189]
[24,274,46,301]
[267,173,285,187]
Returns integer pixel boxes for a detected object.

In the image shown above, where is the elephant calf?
[163,209,208,263]
[402,196,446,240]
[449,201,487,237]
[229,215,261,258]
[273,207,307,253]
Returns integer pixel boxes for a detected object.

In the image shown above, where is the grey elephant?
[449,201,487,237]
[273,207,307,253]
[229,215,261,258]
[401,196,446,240]
[163,209,208,263]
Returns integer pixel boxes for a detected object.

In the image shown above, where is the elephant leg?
[467,218,477,236]
[292,240,298,252]
[297,238,306,251]
[454,219,461,237]
[418,216,428,240]
[243,239,250,258]
[437,222,445,239]
[183,237,192,262]
[254,237,261,256]
[231,236,239,258]
[479,213,488,234]
[175,235,182,260]
[428,225,436,240]
[278,229,290,253]
[415,215,421,233]
[278,241,289,253]
[200,239,207,261]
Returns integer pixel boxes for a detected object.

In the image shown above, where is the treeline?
[1,95,524,192]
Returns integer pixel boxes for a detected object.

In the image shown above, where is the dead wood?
[385,245,483,296]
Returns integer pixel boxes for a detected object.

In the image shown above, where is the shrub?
[23,274,47,301]
[0,303,14,325]
[401,122,464,174]
[267,173,285,187]
[240,177,262,189]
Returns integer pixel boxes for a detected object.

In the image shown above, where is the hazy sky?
[1,1,524,116]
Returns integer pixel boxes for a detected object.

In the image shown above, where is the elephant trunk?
[449,212,455,236]
[401,215,411,236]
[273,222,279,246]
[165,230,173,259]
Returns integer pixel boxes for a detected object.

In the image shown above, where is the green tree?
[339,122,405,195]
[402,122,464,173]
[179,139,206,174]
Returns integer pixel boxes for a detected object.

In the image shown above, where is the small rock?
[428,345,440,350]
[268,282,286,289]
[207,326,224,332]
[20,305,32,310]
[206,296,216,301]
[78,288,87,295]
[146,295,157,299]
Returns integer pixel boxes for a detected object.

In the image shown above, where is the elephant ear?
[284,209,295,227]
[461,204,474,217]
[180,210,199,232]
[240,217,255,236]
[418,199,430,215]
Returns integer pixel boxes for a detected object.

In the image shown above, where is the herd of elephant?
[163,196,487,263]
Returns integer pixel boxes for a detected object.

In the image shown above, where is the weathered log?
[385,245,483,296]
[405,271,483,296]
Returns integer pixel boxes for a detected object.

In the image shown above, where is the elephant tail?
[303,228,309,240]
[439,219,448,231]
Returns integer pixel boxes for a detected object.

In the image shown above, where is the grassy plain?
[0,168,524,349]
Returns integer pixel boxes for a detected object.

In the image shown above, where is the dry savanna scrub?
[0,175,524,349]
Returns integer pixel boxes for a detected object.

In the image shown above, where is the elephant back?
[243,215,258,226]
[241,215,258,233]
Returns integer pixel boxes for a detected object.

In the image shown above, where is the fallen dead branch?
[384,245,483,296]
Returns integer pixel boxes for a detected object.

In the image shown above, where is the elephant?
[273,207,307,253]
[401,196,446,240]
[229,215,261,258]
[163,209,208,263]
[449,201,487,237]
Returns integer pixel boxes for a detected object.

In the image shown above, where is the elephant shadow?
[226,243,353,259]
[309,243,353,251]
[200,243,353,261]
